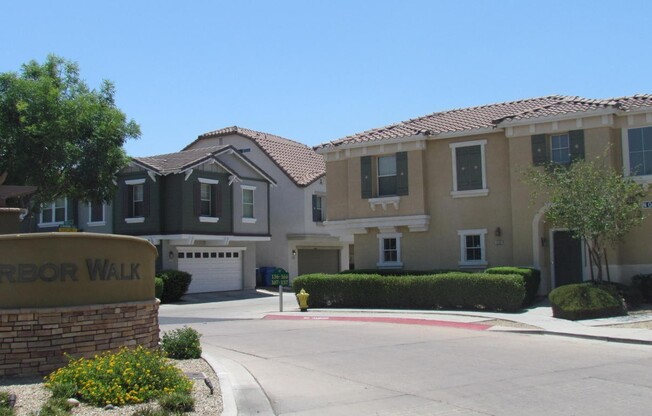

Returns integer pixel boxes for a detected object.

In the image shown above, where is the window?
[124,178,147,223]
[195,178,220,222]
[200,183,212,215]
[39,197,67,226]
[377,233,403,268]
[361,152,408,199]
[242,185,256,223]
[132,183,144,216]
[312,194,325,222]
[450,140,487,197]
[550,134,570,165]
[87,202,105,226]
[625,126,652,177]
[458,229,487,267]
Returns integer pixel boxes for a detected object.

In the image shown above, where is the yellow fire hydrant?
[296,288,310,312]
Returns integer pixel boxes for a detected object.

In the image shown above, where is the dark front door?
[553,231,583,287]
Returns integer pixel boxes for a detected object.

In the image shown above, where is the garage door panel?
[177,248,243,293]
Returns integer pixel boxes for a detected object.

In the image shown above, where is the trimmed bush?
[548,283,626,320]
[485,267,541,306]
[160,326,202,359]
[632,273,652,303]
[157,270,192,303]
[599,282,643,309]
[338,269,455,276]
[293,272,525,312]
[154,277,164,299]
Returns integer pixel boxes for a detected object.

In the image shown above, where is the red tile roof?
[189,126,325,187]
[317,95,652,149]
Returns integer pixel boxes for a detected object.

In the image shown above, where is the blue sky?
[2,0,652,156]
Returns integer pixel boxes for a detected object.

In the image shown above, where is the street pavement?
[159,290,652,415]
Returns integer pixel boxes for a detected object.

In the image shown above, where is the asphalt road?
[160,292,652,415]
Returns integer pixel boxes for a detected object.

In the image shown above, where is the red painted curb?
[264,314,491,330]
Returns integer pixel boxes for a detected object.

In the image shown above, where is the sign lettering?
[0,259,140,284]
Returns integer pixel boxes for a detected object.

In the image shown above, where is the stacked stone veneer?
[0,299,159,377]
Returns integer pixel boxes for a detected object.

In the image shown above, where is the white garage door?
[177,248,243,293]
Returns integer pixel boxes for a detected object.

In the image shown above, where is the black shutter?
[396,152,409,196]
[122,184,130,218]
[211,184,218,217]
[193,181,201,217]
[360,156,372,199]
[531,134,548,166]
[569,130,585,162]
[143,180,150,217]
[214,184,222,217]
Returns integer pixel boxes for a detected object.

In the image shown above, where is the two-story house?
[114,144,276,293]
[184,126,349,281]
[316,95,652,293]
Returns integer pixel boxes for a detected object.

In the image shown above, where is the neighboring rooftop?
[317,94,652,150]
[133,145,232,174]
[188,126,325,187]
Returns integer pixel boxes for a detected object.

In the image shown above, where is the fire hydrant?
[296,288,310,312]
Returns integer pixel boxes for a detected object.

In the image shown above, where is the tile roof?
[317,94,652,149]
[132,145,232,174]
[191,126,325,187]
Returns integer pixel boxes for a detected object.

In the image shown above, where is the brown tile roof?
[317,95,652,149]
[133,145,231,174]
[190,126,325,187]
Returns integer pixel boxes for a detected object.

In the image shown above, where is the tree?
[0,54,140,212]
[525,156,647,282]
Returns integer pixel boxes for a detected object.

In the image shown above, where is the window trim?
[622,126,652,184]
[124,178,146,223]
[376,232,403,268]
[312,194,325,222]
[457,228,488,267]
[449,140,488,198]
[87,201,106,227]
[241,184,256,223]
[38,197,67,228]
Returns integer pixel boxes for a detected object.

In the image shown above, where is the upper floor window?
[124,178,147,223]
[39,197,67,227]
[532,130,584,167]
[458,229,487,267]
[361,152,408,199]
[625,126,652,177]
[241,185,256,223]
[450,140,488,197]
[87,201,105,226]
[312,194,325,222]
[195,178,220,222]
[377,232,403,268]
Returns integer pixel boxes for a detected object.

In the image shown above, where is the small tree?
[0,54,140,212]
[525,156,646,282]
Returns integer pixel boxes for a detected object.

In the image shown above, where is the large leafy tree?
[0,54,140,211]
[525,156,647,282]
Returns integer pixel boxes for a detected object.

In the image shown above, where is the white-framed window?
[377,232,403,268]
[623,126,652,182]
[125,178,146,223]
[312,194,325,222]
[87,202,106,226]
[458,229,487,267]
[39,197,67,227]
[450,140,488,198]
[241,185,256,223]
[377,155,397,196]
[197,178,220,222]
[550,133,570,165]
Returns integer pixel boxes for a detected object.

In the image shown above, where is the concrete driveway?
[159,291,652,415]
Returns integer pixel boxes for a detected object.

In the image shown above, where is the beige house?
[316,95,652,293]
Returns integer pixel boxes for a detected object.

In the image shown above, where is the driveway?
[159,291,652,415]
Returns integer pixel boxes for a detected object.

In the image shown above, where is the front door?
[553,231,583,287]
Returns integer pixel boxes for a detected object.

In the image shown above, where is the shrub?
[599,282,643,309]
[338,269,455,276]
[157,270,192,303]
[631,273,652,303]
[293,272,525,312]
[548,283,626,320]
[0,408,13,416]
[159,391,194,413]
[160,326,202,359]
[0,392,13,416]
[45,346,193,407]
[131,406,168,416]
[154,277,164,299]
[485,267,541,306]
[37,398,74,416]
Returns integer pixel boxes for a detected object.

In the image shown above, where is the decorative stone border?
[0,299,159,377]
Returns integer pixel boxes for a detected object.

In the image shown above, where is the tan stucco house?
[315,95,652,293]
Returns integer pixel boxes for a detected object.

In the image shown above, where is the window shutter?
[531,134,548,166]
[211,184,219,217]
[193,181,201,217]
[569,130,585,162]
[396,152,409,196]
[360,156,372,199]
[214,184,222,217]
[143,181,150,217]
[123,184,130,217]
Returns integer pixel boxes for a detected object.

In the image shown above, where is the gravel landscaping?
[0,358,222,415]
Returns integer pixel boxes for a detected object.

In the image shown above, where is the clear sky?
[2,0,652,156]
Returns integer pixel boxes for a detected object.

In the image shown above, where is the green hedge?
[338,269,456,276]
[548,283,626,320]
[157,270,192,303]
[485,267,540,306]
[154,277,164,299]
[293,272,525,312]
